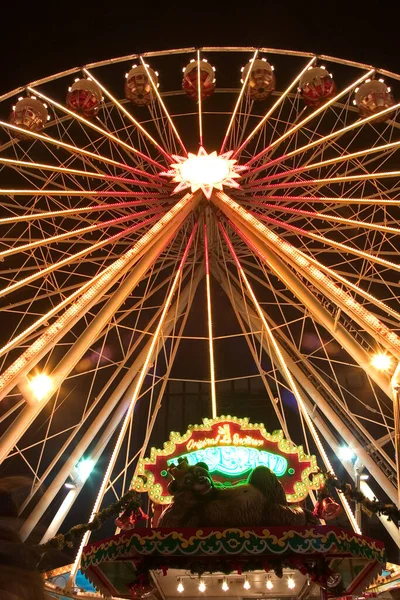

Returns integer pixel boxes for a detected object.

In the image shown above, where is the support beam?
[21,262,203,541]
[212,263,398,505]
[65,223,198,590]
[0,191,200,405]
[211,191,392,398]
[1,225,174,463]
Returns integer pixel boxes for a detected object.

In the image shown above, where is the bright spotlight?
[222,577,229,591]
[29,373,52,401]
[360,474,369,481]
[266,578,273,590]
[198,578,206,593]
[288,577,295,589]
[338,446,355,461]
[76,458,95,480]
[177,578,184,593]
[371,352,392,371]
[243,576,251,590]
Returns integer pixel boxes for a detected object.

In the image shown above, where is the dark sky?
[1,2,399,95]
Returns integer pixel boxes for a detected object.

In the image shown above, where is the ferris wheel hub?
[162,146,246,199]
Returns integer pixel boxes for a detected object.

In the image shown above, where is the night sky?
[1,0,400,567]
[1,3,399,96]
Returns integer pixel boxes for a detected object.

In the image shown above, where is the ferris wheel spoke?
[0,192,200,407]
[239,193,400,206]
[212,192,400,383]
[247,200,400,236]
[82,68,171,163]
[0,157,166,191]
[244,105,400,181]
[253,209,400,277]
[0,207,161,259]
[27,86,165,172]
[196,49,204,147]
[246,169,400,193]
[245,139,400,186]
[220,49,258,154]
[219,220,359,532]
[140,57,187,156]
[232,56,317,159]
[0,120,166,185]
[0,199,170,225]
[243,68,375,170]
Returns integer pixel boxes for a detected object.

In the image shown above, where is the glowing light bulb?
[177,578,184,593]
[198,578,206,593]
[163,147,245,199]
[243,576,251,590]
[338,446,355,461]
[29,373,52,401]
[371,352,392,371]
[288,577,295,589]
[76,458,95,480]
[266,578,273,590]
[222,577,229,591]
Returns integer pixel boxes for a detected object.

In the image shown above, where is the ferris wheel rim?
[1,44,400,565]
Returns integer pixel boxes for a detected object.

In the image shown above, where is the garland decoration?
[318,472,400,524]
[38,490,143,552]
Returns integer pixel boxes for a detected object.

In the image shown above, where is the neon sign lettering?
[131,416,324,504]
[186,424,263,451]
[167,446,288,477]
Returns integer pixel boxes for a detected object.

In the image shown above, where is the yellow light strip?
[204,223,217,418]
[27,86,164,170]
[233,56,317,158]
[83,67,171,161]
[140,57,187,156]
[0,193,197,397]
[221,49,258,154]
[244,68,375,167]
[214,191,400,356]
[219,221,360,534]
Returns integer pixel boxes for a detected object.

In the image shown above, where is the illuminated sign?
[167,446,288,478]
[131,416,324,504]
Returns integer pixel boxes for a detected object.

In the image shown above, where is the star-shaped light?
[162,147,246,199]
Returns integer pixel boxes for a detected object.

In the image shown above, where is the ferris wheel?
[1,46,400,583]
